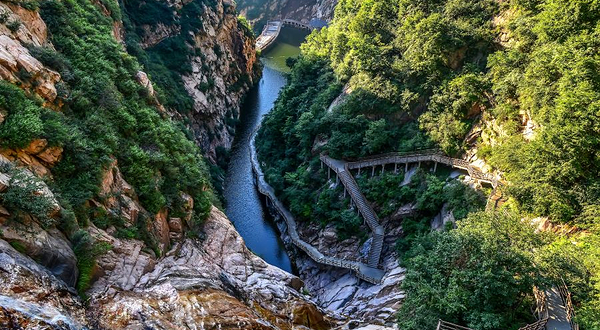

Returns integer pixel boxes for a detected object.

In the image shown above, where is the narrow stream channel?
[223,27,308,273]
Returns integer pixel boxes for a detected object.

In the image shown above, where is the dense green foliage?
[1,165,56,228]
[357,170,486,251]
[256,0,600,326]
[483,0,600,221]
[35,0,214,221]
[302,0,498,155]
[260,0,600,223]
[0,83,45,149]
[358,170,485,219]
[398,212,547,330]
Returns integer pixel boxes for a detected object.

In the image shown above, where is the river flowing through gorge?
[223,26,309,273]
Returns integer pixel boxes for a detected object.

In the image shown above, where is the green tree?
[398,211,547,330]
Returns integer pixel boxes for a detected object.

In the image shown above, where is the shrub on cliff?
[1,167,56,228]
[0,82,44,149]
[71,230,112,297]
[398,212,547,330]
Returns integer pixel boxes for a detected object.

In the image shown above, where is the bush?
[398,212,547,330]
[0,82,44,148]
[0,10,9,24]
[6,19,21,32]
[2,168,56,227]
[72,230,111,297]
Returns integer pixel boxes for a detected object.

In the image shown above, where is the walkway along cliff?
[250,128,385,284]
[256,19,317,52]
[252,132,508,284]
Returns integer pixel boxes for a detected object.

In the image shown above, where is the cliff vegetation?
[256,0,600,328]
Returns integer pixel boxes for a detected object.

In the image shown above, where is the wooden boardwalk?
[344,151,500,188]
[256,21,282,52]
[320,155,385,268]
[256,19,316,52]
[250,129,384,284]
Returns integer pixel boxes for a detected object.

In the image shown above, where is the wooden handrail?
[559,278,579,330]
[344,152,500,188]
[436,320,474,330]
[517,318,548,330]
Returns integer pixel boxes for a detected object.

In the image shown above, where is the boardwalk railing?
[559,279,579,330]
[320,155,385,267]
[345,151,500,188]
[250,128,384,284]
[342,151,505,211]
[282,19,313,30]
[518,318,548,330]
[436,320,473,330]
[533,287,549,320]
[437,318,549,330]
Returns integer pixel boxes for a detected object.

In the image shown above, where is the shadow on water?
[223,65,292,272]
[223,27,309,273]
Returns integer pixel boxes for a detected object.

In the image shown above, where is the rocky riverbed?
[265,195,408,326]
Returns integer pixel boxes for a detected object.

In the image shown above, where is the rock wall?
[125,0,260,161]
[181,0,259,160]
[237,0,338,30]
[0,2,334,328]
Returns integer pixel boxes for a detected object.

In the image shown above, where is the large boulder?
[0,239,88,329]
[86,207,336,329]
[0,215,78,287]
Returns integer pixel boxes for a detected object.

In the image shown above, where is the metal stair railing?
[320,155,385,267]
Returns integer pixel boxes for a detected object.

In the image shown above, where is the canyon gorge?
[0,0,599,329]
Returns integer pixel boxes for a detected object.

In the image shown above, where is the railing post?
[405,162,408,172]
[381,164,385,174]
[371,166,375,177]
[394,163,398,174]
[433,161,437,173]
[358,167,361,176]
[328,167,330,180]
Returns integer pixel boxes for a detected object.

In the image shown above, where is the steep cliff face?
[0,206,333,329]
[0,1,333,328]
[237,0,338,30]
[122,0,260,160]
